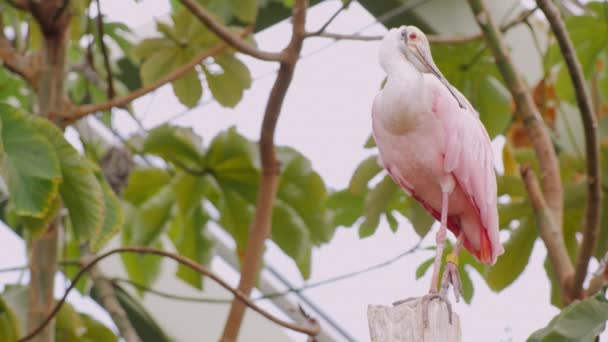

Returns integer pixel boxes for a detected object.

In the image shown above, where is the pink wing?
[429,75,504,264]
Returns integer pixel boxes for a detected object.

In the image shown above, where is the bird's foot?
[441,255,463,303]
[392,291,453,327]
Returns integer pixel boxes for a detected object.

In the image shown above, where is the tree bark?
[368,299,461,342]
[26,3,70,341]
[220,1,307,340]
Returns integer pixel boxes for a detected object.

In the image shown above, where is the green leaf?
[272,199,311,262]
[2,285,28,335]
[80,314,118,342]
[203,54,252,107]
[55,301,85,340]
[0,296,19,342]
[91,176,124,251]
[120,202,164,289]
[527,294,608,342]
[0,105,61,222]
[123,168,171,206]
[106,285,171,342]
[228,0,258,22]
[406,198,435,238]
[169,206,214,289]
[131,185,174,247]
[172,171,206,216]
[348,155,382,195]
[359,175,398,238]
[415,258,434,280]
[142,124,204,170]
[485,217,537,291]
[326,190,364,228]
[30,116,105,240]
[172,68,203,108]
[364,135,376,148]
[296,245,312,279]
[132,38,174,61]
[475,76,512,138]
[277,146,332,244]
[140,48,179,85]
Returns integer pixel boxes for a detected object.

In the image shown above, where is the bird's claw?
[440,261,462,303]
[392,292,453,327]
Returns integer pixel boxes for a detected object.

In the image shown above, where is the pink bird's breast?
[372,76,504,265]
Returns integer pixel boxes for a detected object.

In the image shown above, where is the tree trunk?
[26,6,70,341]
[367,298,461,342]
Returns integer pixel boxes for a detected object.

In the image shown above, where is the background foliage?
[0,0,606,340]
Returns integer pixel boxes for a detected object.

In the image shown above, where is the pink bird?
[372,26,504,319]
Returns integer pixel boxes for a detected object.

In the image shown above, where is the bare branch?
[178,0,283,62]
[521,165,574,298]
[305,6,537,44]
[17,246,320,342]
[467,0,570,289]
[63,30,244,123]
[221,1,308,340]
[95,0,115,99]
[311,0,352,36]
[536,0,602,300]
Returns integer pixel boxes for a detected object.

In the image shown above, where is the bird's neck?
[376,58,430,134]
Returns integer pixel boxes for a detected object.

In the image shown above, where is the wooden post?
[367,298,461,342]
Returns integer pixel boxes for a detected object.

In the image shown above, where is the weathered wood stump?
[367,298,461,342]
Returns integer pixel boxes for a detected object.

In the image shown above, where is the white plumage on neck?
[374,28,432,134]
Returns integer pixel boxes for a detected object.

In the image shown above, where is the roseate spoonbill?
[372,26,504,322]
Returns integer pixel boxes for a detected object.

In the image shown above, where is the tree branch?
[83,254,140,342]
[220,1,308,340]
[178,0,283,62]
[0,15,38,89]
[311,0,352,36]
[17,246,320,342]
[536,0,602,300]
[94,0,115,100]
[521,165,574,298]
[63,30,246,123]
[467,0,570,289]
[305,6,537,44]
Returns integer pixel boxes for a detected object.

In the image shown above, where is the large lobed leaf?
[0,105,61,228]
[528,295,608,342]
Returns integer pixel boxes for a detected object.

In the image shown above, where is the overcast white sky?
[1,0,605,341]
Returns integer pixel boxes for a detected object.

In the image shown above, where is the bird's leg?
[441,231,464,302]
[429,190,450,293]
[394,187,454,327]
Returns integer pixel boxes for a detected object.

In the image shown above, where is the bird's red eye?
[409,33,417,40]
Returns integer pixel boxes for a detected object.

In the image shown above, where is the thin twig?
[221,1,308,340]
[311,0,353,36]
[536,0,602,300]
[178,0,283,62]
[16,246,320,342]
[305,6,538,44]
[113,242,423,304]
[468,0,571,295]
[95,0,115,100]
[64,27,253,123]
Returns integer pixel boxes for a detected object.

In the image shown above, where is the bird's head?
[379,26,466,109]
